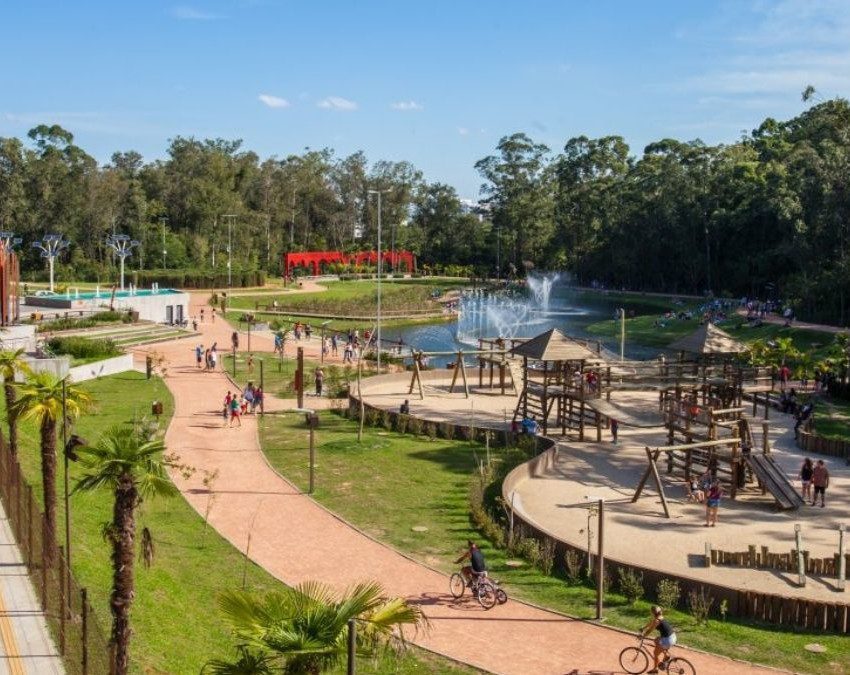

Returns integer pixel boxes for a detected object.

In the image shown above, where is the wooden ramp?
[585,398,664,428]
[743,454,804,510]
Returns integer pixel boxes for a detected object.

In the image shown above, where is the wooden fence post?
[795,525,806,588]
[839,525,846,592]
[59,545,66,654]
[81,588,88,675]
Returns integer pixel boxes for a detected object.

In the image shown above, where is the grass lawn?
[259,412,849,675]
[813,397,850,442]
[586,311,836,356]
[7,372,474,674]
[223,350,376,399]
[226,279,468,315]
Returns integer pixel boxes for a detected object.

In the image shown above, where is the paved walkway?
[0,502,63,675]
[143,296,781,674]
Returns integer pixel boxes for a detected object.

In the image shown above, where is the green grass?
[7,373,475,674]
[259,412,849,675]
[587,311,836,356]
[227,279,466,315]
[223,350,374,399]
[814,397,850,442]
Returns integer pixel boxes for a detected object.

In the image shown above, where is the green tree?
[11,373,92,564]
[0,348,32,455]
[213,581,424,674]
[73,425,177,675]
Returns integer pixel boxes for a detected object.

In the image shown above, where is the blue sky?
[2,1,849,198]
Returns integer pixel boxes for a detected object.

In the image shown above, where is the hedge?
[46,336,121,360]
[131,270,266,289]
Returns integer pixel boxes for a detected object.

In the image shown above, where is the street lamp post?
[368,190,387,373]
[105,234,140,291]
[0,232,23,251]
[223,214,237,288]
[32,234,70,292]
[320,320,331,364]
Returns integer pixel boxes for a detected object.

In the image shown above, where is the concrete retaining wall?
[68,353,134,382]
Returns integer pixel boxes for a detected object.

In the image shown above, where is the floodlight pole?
[223,214,237,288]
[368,190,386,373]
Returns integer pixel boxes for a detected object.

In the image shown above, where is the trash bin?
[151,401,164,416]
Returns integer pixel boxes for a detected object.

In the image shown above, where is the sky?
[2,0,850,199]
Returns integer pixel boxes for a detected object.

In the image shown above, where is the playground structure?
[283,250,416,277]
[0,241,20,326]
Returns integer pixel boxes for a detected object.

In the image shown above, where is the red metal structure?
[283,250,416,277]
[0,243,20,326]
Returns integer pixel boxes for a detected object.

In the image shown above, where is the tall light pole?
[159,216,167,269]
[368,190,387,373]
[223,214,237,288]
[105,234,140,290]
[32,234,70,292]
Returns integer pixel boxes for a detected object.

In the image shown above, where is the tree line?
[1,97,849,322]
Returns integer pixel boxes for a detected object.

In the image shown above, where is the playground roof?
[510,328,602,362]
[668,323,745,355]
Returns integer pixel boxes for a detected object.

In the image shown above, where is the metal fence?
[0,438,114,674]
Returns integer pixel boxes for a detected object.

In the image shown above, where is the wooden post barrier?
[795,525,806,587]
[839,525,846,592]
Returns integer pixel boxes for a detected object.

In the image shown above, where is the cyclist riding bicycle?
[455,540,486,587]
[641,605,677,673]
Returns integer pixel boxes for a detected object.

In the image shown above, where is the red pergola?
[283,250,416,277]
[0,243,20,326]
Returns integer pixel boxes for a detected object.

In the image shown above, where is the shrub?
[617,567,645,605]
[687,588,714,624]
[364,408,380,428]
[513,538,541,566]
[395,414,409,434]
[538,538,556,576]
[656,579,681,610]
[46,336,121,361]
[439,422,455,440]
[563,549,583,585]
[381,410,393,431]
[424,421,437,441]
[37,310,132,333]
[408,417,423,436]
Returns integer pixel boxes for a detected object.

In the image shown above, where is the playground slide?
[743,454,805,510]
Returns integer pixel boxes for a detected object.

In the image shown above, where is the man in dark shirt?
[455,540,487,586]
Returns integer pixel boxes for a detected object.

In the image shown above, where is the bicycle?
[449,571,508,609]
[619,636,695,674]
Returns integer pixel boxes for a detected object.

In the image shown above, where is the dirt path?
[735,309,848,334]
[143,307,782,674]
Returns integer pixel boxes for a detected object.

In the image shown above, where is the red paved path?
[141,294,783,674]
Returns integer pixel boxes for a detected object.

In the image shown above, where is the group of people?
[194,343,219,370]
[685,470,724,527]
[222,383,263,427]
[799,457,830,507]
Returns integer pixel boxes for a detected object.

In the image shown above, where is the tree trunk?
[111,475,137,675]
[5,384,17,456]
[40,416,57,567]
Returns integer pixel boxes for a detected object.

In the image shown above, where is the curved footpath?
[141,295,781,674]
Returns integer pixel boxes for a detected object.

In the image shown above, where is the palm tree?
[11,372,92,565]
[213,581,425,674]
[73,425,177,675]
[0,348,32,455]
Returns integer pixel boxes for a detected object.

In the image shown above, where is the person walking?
[195,344,203,369]
[210,347,218,371]
[610,418,619,445]
[315,367,324,397]
[799,457,814,503]
[811,460,830,507]
[331,333,339,356]
[705,480,722,527]
[223,391,232,425]
[229,395,242,427]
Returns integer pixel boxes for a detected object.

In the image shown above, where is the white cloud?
[258,94,291,109]
[390,100,423,111]
[317,96,358,111]
[170,5,223,20]
[457,127,469,136]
